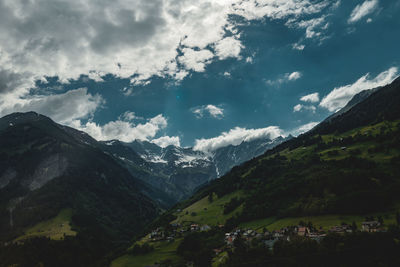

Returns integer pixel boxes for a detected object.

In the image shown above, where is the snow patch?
[105,140,116,146]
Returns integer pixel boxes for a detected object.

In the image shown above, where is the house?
[190,224,199,231]
[329,226,345,234]
[309,233,326,243]
[273,231,283,239]
[200,225,211,231]
[297,227,309,237]
[362,221,380,232]
[149,228,165,240]
[213,248,223,255]
[225,235,236,246]
[264,239,277,250]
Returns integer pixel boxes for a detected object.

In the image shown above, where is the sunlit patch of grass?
[14,209,76,242]
[172,191,244,226]
[111,239,183,267]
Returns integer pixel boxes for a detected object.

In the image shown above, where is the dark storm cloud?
[0,0,165,60]
[0,70,29,94]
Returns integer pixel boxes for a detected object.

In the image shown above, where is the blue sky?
[0,0,399,150]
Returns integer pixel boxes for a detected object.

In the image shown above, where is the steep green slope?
[0,112,161,266]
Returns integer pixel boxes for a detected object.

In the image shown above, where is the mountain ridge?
[100,134,288,202]
[0,112,164,243]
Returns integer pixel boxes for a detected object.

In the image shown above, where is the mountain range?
[1,77,399,267]
[100,135,287,201]
[0,110,286,245]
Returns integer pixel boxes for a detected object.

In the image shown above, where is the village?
[145,218,385,256]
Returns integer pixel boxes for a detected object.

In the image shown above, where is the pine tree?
[208,192,213,203]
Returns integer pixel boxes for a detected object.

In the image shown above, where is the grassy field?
[240,211,397,232]
[112,192,244,267]
[212,251,228,267]
[14,208,76,242]
[172,191,244,226]
[111,239,183,267]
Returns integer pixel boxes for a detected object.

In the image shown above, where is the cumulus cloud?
[300,92,320,103]
[0,0,336,129]
[151,136,181,148]
[0,0,332,89]
[232,0,330,21]
[72,114,168,143]
[192,104,224,119]
[292,43,305,50]
[348,0,379,23]
[119,111,138,121]
[320,67,399,112]
[266,71,302,85]
[193,126,283,153]
[214,36,243,60]
[295,16,329,39]
[0,69,31,94]
[293,104,303,112]
[288,71,302,81]
[0,88,103,124]
[245,57,254,63]
[178,48,214,72]
[293,104,316,113]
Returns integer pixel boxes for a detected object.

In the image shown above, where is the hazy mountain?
[101,135,287,202]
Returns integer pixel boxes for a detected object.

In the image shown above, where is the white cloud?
[72,114,168,143]
[0,0,337,127]
[0,0,333,91]
[0,88,103,125]
[293,104,303,112]
[178,48,214,72]
[290,121,319,136]
[245,57,254,63]
[293,104,316,113]
[266,71,302,85]
[348,0,379,23]
[119,111,137,121]
[193,126,283,153]
[214,36,243,60]
[292,43,305,50]
[232,0,330,21]
[300,92,320,103]
[288,71,302,81]
[320,67,399,112]
[295,16,329,39]
[192,104,224,119]
[152,136,181,148]
[87,71,105,82]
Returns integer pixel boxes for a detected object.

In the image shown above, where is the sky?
[0,0,399,151]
